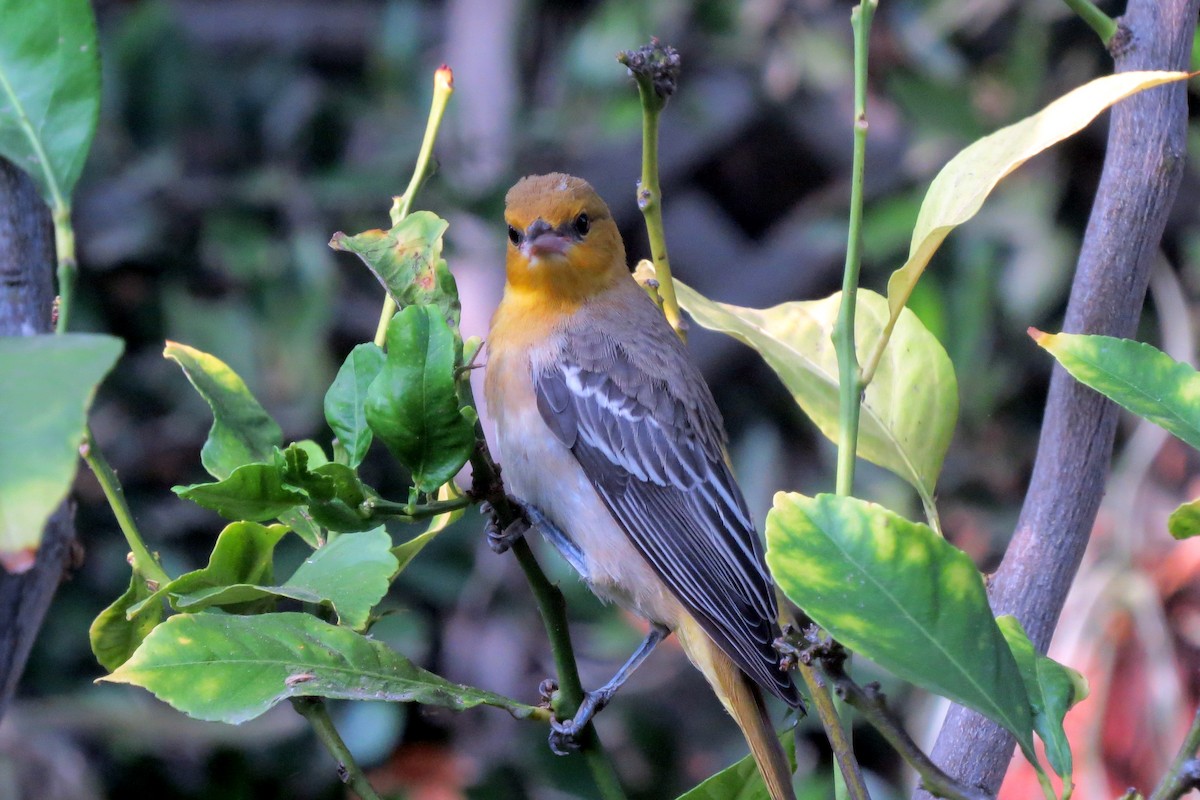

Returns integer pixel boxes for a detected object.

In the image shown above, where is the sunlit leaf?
[998,615,1089,795]
[0,334,122,571]
[329,211,461,332]
[677,284,956,514]
[0,0,101,205]
[89,568,163,671]
[1031,330,1200,450]
[163,342,281,480]
[885,71,1190,328]
[101,612,540,724]
[766,493,1035,757]
[324,343,384,468]
[1168,499,1200,540]
[365,306,476,493]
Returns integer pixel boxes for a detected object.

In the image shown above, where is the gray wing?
[535,348,798,706]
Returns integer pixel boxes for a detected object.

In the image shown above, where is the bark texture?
[0,156,75,722]
[914,2,1200,796]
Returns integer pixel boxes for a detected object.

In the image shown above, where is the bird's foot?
[547,688,614,756]
[480,501,530,554]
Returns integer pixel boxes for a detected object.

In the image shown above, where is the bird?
[484,173,801,800]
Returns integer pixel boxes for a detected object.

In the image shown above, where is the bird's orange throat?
[503,241,622,309]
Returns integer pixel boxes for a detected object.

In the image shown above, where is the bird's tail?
[675,617,796,800]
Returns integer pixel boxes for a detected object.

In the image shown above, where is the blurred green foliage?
[9,0,1200,799]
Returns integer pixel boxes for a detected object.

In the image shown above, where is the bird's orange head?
[502,173,627,306]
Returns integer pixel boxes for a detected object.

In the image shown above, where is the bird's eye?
[507,225,520,245]
[573,213,590,236]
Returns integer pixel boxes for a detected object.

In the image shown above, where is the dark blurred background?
[5,1,1200,798]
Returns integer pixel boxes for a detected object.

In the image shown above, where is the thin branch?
[784,636,869,800]
[468,429,628,800]
[834,679,991,800]
[373,66,454,347]
[915,0,1200,795]
[1149,708,1200,800]
[832,0,875,498]
[79,431,171,587]
[1062,0,1118,46]
[618,40,685,342]
[291,697,383,800]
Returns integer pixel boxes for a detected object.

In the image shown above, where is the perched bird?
[485,173,800,800]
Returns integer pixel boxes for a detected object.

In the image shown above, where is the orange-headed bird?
[485,173,800,799]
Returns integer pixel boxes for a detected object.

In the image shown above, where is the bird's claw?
[485,516,529,554]
[538,678,559,707]
[546,688,613,756]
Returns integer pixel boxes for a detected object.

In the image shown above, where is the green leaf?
[130,521,290,617]
[173,461,306,521]
[324,343,384,468]
[677,284,956,514]
[1168,499,1200,540]
[998,615,1089,795]
[365,306,476,493]
[163,341,282,480]
[101,612,540,724]
[1032,331,1200,451]
[885,72,1190,328]
[675,730,796,800]
[0,334,122,572]
[765,493,1035,756]
[281,527,396,629]
[0,0,101,205]
[329,211,461,332]
[171,528,397,631]
[279,445,376,533]
[279,508,322,549]
[89,568,163,672]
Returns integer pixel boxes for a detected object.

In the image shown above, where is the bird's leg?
[480,500,530,554]
[524,504,589,579]
[548,623,669,755]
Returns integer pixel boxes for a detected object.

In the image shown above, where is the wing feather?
[536,349,798,706]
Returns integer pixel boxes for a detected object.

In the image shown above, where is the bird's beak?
[522,219,572,260]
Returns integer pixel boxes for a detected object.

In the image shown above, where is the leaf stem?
[1061,0,1118,45]
[80,430,170,587]
[373,66,455,348]
[467,428,628,800]
[1149,707,1200,800]
[618,41,685,341]
[291,697,384,800]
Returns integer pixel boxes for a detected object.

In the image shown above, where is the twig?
[373,66,454,348]
[291,697,383,800]
[363,494,473,522]
[79,430,170,587]
[468,436,628,800]
[618,40,686,342]
[834,679,991,800]
[915,0,1200,795]
[779,627,869,800]
[1061,0,1118,46]
[1149,708,1200,800]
